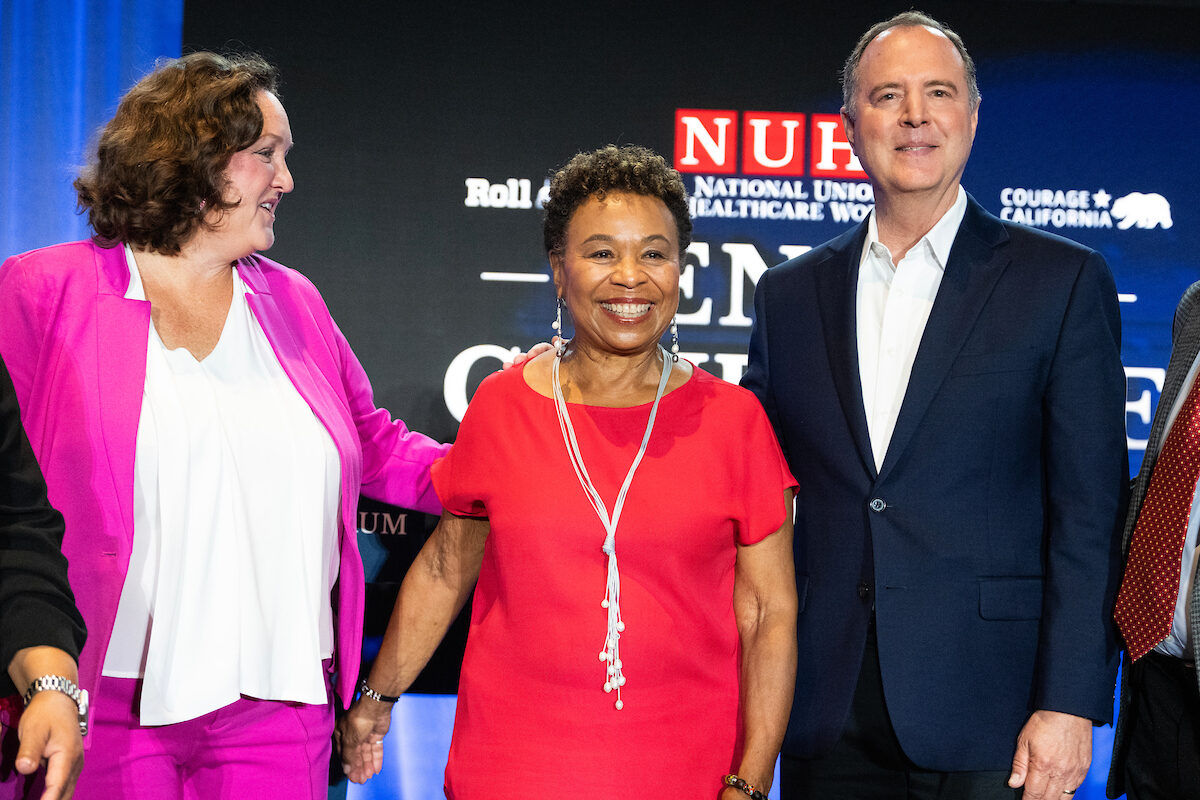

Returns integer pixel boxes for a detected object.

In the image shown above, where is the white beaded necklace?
[551,345,673,710]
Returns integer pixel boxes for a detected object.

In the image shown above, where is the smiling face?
[841,24,978,210]
[208,90,294,260]
[551,191,681,360]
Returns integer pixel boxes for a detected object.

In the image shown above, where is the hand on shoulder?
[501,339,558,370]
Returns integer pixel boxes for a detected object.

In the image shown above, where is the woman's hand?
[334,698,392,784]
[334,512,489,784]
[502,338,558,369]
[16,691,83,800]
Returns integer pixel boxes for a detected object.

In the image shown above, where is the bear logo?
[1111,192,1173,230]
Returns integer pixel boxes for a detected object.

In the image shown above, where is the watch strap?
[23,675,89,736]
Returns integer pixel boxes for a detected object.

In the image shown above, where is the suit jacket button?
[858,581,871,600]
[869,498,886,512]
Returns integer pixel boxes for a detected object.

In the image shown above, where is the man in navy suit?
[741,11,1127,799]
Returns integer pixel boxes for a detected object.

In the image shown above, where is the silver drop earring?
[669,317,679,363]
[553,297,568,356]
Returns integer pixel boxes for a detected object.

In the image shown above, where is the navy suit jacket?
[742,195,1127,771]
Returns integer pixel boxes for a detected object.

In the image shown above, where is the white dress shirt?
[1150,350,1200,659]
[103,246,341,724]
[857,187,967,471]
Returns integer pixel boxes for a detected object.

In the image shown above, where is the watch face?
[78,689,89,736]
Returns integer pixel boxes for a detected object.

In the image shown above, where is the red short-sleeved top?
[432,361,796,800]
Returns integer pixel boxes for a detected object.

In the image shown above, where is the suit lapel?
[241,262,329,426]
[814,224,877,477]
[93,244,150,550]
[1124,283,1200,553]
[239,260,357,484]
[1145,292,1200,462]
[876,197,1011,483]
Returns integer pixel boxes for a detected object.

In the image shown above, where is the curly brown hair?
[74,52,279,255]
[542,144,691,258]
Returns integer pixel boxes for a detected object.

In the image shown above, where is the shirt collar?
[862,185,968,271]
[122,244,252,300]
[123,244,146,301]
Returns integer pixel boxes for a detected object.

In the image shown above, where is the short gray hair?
[841,10,980,118]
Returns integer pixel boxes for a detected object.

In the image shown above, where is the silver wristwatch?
[23,675,89,736]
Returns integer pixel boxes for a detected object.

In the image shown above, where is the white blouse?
[103,246,341,726]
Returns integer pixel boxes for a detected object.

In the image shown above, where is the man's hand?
[1007,709,1092,798]
[334,699,392,784]
[8,647,84,800]
[15,690,83,800]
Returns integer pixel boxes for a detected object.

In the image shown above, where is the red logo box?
[810,113,865,178]
[674,109,738,174]
[742,112,806,176]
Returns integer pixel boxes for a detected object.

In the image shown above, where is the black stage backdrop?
[183,0,1200,703]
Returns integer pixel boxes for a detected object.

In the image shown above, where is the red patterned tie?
[1114,376,1200,661]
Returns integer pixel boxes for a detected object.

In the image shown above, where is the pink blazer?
[0,240,447,720]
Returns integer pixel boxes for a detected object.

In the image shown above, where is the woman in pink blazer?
[0,52,446,799]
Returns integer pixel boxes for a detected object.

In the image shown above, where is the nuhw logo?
[674,109,866,178]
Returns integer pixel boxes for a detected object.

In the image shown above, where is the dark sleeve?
[1171,280,1200,343]
[0,355,86,695]
[740,266,787,460]
[1034,249,1127,723]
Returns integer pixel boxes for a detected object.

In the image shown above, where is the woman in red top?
[338,145,797,800]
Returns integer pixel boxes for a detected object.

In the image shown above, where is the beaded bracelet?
[358,678,400,703]
[723,773,767,800]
